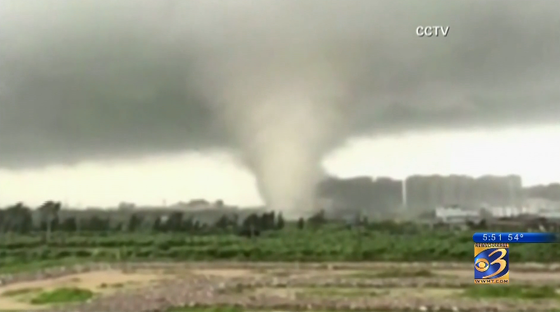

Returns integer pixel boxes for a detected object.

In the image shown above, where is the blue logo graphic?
[474,244,509,283]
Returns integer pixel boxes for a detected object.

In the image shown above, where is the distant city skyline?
[1,126,559,207]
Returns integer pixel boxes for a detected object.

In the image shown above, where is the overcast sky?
[0,0,559,207]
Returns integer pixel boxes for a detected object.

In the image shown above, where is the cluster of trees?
[2,203,560,264]
[0,202,61,237]
[2,199,555,243]
[0,202,336,239]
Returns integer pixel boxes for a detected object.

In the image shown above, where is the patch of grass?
[464,285,559,299]
[30,287,94,305]
[1,287,41,297]
[348,268,436,279]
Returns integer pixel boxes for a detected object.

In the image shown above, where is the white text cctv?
[416,26,450,38]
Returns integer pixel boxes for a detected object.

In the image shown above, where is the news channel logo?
[474,243,509,284]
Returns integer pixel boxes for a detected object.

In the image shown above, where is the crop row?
[0,230,471,248]
[0,241,558,263]
[0,231,558,264]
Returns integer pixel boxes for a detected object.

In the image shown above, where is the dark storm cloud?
[0,0,559,168]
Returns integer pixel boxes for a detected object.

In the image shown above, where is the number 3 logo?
[483,248,507,279]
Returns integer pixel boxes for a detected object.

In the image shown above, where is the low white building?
[435,206,480,223]
[434,200,560,223]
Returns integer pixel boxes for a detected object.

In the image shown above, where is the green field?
[0,226,558,272]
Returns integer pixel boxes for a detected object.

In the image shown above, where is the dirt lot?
[0,270,166,310]
[0,262,559,312]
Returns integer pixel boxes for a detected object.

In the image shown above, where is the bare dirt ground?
[0,262,559,312]
[0,270,167,310]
